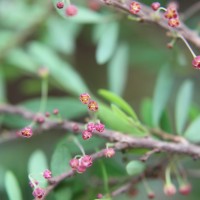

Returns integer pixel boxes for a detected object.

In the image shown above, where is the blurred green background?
[0,0,200,199]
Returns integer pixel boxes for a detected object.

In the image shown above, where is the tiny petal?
[104,148,115,158]
[129,1,141,14]
[87,122,96,132]
[32,187,45,199]
[82,130,92,140]
[80,93,91,104]
[163,184,176,196]
[69,158,79,170]
[66,5,78,16]
[43,169,52,179]
[88,100,98,112]
[192,55,200,69]
[95,123,105,133]
[151,2,160,11]
[56,1,64,9]
[20,127,33,138]
[80,155,93,168]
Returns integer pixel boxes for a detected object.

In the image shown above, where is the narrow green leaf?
[50,140,71,176]
[54,187,72,200]
[108,42,129,96]
[98,89,137,120]
[5,171,22,200]
[92,23,108,44]
[140,98,153,127]
[175,80,193,134]
[96,22,119,64]
[28,42,89,95]
[98,103,146,136]
[152,65,173,126]
[184,117,200,143]
[126,160,145,176]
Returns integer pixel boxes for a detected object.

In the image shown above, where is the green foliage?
[126,160,146,176]
[108,42,129,96]
[96,22,119,64]
[5,171,22,200]
[184,117,200,143]
[54,186,72,200]
[50,139,71,176]
[175,80,193,134]
[152,65,173,127]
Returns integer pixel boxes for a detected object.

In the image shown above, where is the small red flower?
[88,100,98,111]
[151,2,160,11]
[87,122,96,132]
[192,55,200,69]
[104,148,115,158]
[76,165,87,173]
[20,127,33,138]
[53,108,59,115]
[163,184,176,196]
[129,1,141,14]
[164,8,178,19]
[95,122,105,133]
[36,116,45,124]
[80,93,91,104]
[69,158,79,170]
[179,184,192,196]
[56,1,64,9]
[82,130,92,140]
[43,169,52,179]
[66,5,78,16]
[32,187,45,199]
[80,155,93,168]
[168,18,180,27]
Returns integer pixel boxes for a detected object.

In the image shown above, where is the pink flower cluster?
[82,122,105,140]
[56,1,78,17]
[69,155,93,173]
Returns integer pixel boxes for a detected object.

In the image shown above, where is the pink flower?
[95,123,105,132]
[179,184,192,196]
[53,108,59,115]
[20,127,33,138]
[163,184,176,196]
[97,193,103,199]
[104,148,115,158]
[129,1,141,14]
[80,93,91,104]
[82,130,92,140]
[151,2,160,11]
[56,1,64,9]
[87,122,96,132]
[192,55,200,69]
[32,187,45,199]
[43,169,52,179]
[76,165,87,173]
[80,155,93,168]
[69,158,79,170]
[66,5,78,17]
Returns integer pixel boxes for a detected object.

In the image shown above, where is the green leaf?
[175,80,193,134]
[98,89,137,120]
[98,103,146,136]
[50,140,71,176]
[92,23,108,44]
[184,117,200,143]
[108,42,129,96]
[5,48,38,73]
[96,22,119,64]
[28,150,48,187]
[189,104,200,121]
[152,65,173,126]
[126,160,146,176]
[5,171,22,200]
[54,186,72,200]
[140,98,153,127]
[28,42,89,95]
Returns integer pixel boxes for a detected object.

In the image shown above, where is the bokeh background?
[0,0,200,199]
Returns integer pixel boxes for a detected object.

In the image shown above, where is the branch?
[99,0,200,48]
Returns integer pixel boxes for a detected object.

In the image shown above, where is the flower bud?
[163,184,176,196]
